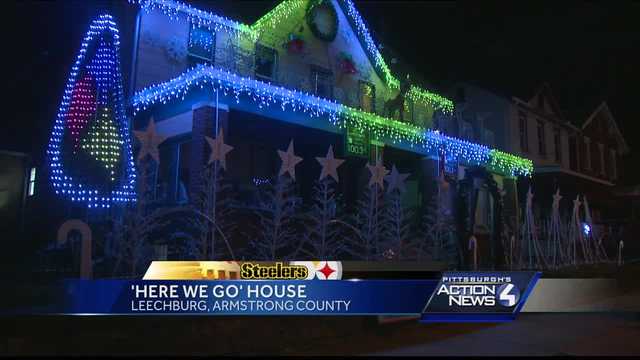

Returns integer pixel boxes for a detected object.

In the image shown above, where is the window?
[583,137,591,170]
[554,128,562,163]
[537,120,546,157]
[518,110,528,152]
[461,120,474,140]
[598,143,605,175]
[359,81,375,113]
[187,23,215,65]
[569,135,578,170]
[28,167,36,196]
[310,66,333,99]
[610,148,617,179]
[483,129,495,147]
[255,44,278,81]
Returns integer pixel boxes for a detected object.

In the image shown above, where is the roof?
[582,101,630,154]
[131,0,454,102]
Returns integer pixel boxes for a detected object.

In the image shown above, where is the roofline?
[131,0,454,105]
[582,101,630,154]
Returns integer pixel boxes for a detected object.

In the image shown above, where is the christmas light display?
[67,74,96,150]
[47,14,136,208]
[131,0,253,38]
[252,0,305,36]
[80,107,124,181]
[132,64,533,176]
[407,86,455,114]
[130,0,454,111]
[488,149,534,177]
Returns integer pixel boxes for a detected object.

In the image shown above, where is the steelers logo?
[289,261,342,280]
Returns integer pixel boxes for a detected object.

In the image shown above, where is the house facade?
[88,0,534,265]
[454,82,630,225]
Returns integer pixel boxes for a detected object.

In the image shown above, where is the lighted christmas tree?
[301,146,346,259]
[345,160,388,261]
[249,140,303,260]
[47,14,136,208]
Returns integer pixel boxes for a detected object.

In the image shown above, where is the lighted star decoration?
[316,145,345,182]
[278,140,303,180]
[385,165,410,194]
[366,159,389,189]
[552,189,562,210]
[134,117,167,163]
[205,129,233,170]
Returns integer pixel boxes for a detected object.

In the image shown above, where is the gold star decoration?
[366,159,389,189]
[384,164,410,194]
[205,129,234,170]
[278,140,303,181]
[316,145,345,182]
[134,117,167,163]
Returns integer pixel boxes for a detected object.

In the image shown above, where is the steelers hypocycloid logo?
[289,261,343,280]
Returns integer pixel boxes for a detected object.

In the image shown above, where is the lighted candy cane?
[618,240,624,267]
[468,235,478,270]
[57,219,92,279]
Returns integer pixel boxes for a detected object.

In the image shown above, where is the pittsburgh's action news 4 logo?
[421,271,539,323]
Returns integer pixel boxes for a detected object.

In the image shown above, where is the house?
[454,82,630,225]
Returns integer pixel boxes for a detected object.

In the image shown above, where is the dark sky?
[5,0,640,185]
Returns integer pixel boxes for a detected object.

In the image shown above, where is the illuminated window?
[358,81,375,113]
[255,44,278,81]
[310,66,333,99]
[188,23,215,65]
[28,167,36,197]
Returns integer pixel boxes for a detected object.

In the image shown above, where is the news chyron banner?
[52,261,542,323]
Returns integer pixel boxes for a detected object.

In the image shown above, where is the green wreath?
[306,0,338,42]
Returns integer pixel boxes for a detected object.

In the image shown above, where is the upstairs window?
[359,81,375,113]
[518,110,528,152]
[187,23,216,65]
[609,148,617,180]
[255,44,278,81]
[537,119,546,157]
[310,66,333,99]
[583,137,591,170]
[598,143,605,175]
[554,128,562,163]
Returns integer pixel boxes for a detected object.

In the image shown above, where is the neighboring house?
[454,82,630,222]
[0,150,36,238]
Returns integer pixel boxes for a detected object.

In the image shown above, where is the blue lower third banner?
[55,271,540,322]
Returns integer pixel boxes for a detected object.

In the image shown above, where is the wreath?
[306,0,338,42]
[285,33,305,54]
[337,51,357,75]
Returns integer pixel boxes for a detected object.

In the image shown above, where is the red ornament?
[340,58,357,75]
[287,38,305,54]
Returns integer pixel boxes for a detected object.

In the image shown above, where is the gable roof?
[582,101,630,155]
[132,0,454,107]
[527,82,566,121]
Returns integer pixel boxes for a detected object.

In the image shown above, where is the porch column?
[189,102,229,202]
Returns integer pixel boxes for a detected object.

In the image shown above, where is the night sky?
[5,0,640,185]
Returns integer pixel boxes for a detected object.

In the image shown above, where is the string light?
[80,107,124,181]
[132,64,532,177]
[47,14,136,208]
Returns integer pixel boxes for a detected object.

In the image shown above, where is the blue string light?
[47,14,136,209]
